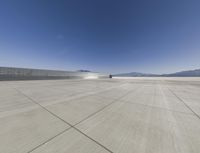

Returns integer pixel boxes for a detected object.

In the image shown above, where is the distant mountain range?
[114,69,200,77]
[113,72,159,77]
[77,70,91,72]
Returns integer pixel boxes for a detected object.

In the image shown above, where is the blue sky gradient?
[0,0,200,74]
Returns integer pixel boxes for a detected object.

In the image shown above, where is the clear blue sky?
[0,0,200,74]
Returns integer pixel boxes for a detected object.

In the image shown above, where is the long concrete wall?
[0,67,109,81]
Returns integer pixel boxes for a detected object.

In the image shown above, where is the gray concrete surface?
[0,77,200,153]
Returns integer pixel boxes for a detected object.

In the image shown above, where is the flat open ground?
[0,77,200,153]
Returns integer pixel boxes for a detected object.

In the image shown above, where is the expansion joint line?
[168,87,200,120]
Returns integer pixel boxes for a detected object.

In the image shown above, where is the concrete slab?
[8,80,121,107]
[121,84,192,114]
[0,107,69,153]
[0,86,37,118]
[0,77,200,153]
[46,95,114,125]
[76,101,200,153]
[96,84,140,100]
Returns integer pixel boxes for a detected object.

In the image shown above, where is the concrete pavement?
[0,77,200,153]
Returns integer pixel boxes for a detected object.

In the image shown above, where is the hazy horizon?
[0,0,200,74]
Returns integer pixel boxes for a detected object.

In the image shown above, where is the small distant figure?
[109,75,112,78]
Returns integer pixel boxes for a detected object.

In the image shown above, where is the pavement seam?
[168,87,200,120]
